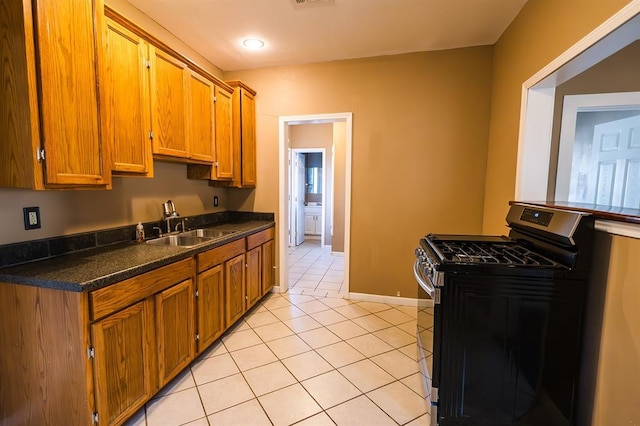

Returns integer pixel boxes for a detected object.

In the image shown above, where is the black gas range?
[415,203,595,426]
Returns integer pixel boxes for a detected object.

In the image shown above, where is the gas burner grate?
[434,241,555,266]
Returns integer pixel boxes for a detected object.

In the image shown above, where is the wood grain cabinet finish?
[156,279,195,387]
[196,265,225,351]
[150,46,190,159]
[262,239,275,295]
[0,228,275,425]
[103,18,153,177]
[226,253,247,326]
[188,71,216,163]
[247,228,276,299]
[195,238,245,353]
[92,298,156,426]
[214,85,235,179]
[0,0,110,189]
[226,80,257,187]
[246,246,262,309]
[89,258,193,426]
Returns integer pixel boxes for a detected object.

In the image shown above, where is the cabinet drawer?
[197,238,245,273]
[90,258,194,321]
[246,227,274,250]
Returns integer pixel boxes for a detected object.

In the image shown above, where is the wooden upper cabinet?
[240,89,257,186]
[0,0,110,189]
[150,46,190,159]
[104,18,153,176]
[214,85,234,179]
[188,71,215,163]
[227,80,257,187]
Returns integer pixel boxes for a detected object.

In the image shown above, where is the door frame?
[278,112,353,297]
[290,148,327,247]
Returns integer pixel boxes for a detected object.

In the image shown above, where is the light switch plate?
[23,206,41,230]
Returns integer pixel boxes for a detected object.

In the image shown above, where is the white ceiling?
[125,0,528,72]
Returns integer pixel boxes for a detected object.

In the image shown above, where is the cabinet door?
[92,299,156,426]
[36,0,110,186]
[156,279,195,387]
[214,85,234,179]
[188,71,215,163]
[225,253,246,325]
[197,265,225,351]
[240,89,257,186]
[246,246,262,308]
[150,46,189,159]
[305,214,316,235]
[104,19,153,176]
[261,240,275,295]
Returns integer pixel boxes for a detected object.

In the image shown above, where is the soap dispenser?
[136,222,145,243]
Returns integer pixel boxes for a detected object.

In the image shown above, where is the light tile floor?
[125,241,429,426]
[287,240,346,298]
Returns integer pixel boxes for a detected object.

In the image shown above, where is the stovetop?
[423,234,564,269]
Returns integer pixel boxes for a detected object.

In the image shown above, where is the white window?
[555,92,640,208]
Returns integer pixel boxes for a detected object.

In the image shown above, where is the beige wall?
[0,162,228,245]
[481,0,638,424]
[481,0,632,234]
[225,48,493,297]
[589,233,640,425]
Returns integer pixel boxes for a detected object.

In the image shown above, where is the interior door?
[588,114,640,207]
[295,153,306,246]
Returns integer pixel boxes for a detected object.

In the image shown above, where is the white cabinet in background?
[305,206,322,236]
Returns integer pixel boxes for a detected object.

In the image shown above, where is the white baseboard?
[348,292,419,306]
[330,251,344,256]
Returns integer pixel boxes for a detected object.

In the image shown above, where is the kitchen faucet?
[162,200,179,233]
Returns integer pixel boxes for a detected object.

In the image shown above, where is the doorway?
[290,149,326,247]
[278,113,353,297]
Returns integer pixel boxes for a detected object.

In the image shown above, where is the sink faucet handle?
[152,226,163,237]
[175,218,189,232]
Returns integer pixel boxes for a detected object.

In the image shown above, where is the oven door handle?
[413,259,435,298]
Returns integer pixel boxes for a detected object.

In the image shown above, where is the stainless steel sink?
[183,229,239,238]
[146,235,211,247]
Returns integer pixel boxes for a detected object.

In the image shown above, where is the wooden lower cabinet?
[0,227,276,426]
[92,299,156,426]
[226,253,246,325]
[246,246,262,309]
[196,264,225,350]
[156,279,195,387]
[89,258,194,425]
[247,227,276,299]
[262,239,275,294]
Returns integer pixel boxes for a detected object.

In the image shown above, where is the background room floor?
[125,290,431,426]
[288,240,346,297]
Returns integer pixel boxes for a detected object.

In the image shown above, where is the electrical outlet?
[396,291,401,297]
[23,207,41,230]
[213,195,219,207]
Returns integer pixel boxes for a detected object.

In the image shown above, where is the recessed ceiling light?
[243,39,265,49]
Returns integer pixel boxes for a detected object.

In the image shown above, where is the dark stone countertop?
[0,221,274,292]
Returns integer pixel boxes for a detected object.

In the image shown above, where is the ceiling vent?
[291,0,335,8]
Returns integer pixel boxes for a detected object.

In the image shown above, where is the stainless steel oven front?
[414,248,441,426]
